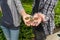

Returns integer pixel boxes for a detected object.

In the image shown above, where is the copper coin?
[25,17,30,20]
[34,17,38,20]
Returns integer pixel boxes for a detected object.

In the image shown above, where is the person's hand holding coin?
[22,13,45,27]
[22,14,31,26]
[31,13,42,26]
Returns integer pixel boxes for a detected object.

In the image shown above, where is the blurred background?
[0,0,60,40]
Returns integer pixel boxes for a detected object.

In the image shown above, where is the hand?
[38,13,46,22]
[31,13,42,26]
[22,14,31,26]
[31,13,46,26]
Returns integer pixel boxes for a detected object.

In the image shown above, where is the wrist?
[20,9,27,17]
[21,13,27,17]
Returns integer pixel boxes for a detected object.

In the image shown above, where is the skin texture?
[31,13,46,26]
[22,11,45,27]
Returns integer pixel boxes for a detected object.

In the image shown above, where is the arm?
[0,4,2,13]
[14,0,31,26]
[14,0,26,16]
[31,0,46,26]
[32,0,40,15]
[38,0,58,22]
[32,0,46,22]
[32,0,44,14]
[31,0,58,26]
[0,7,1,11]
[0,0,2,12]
